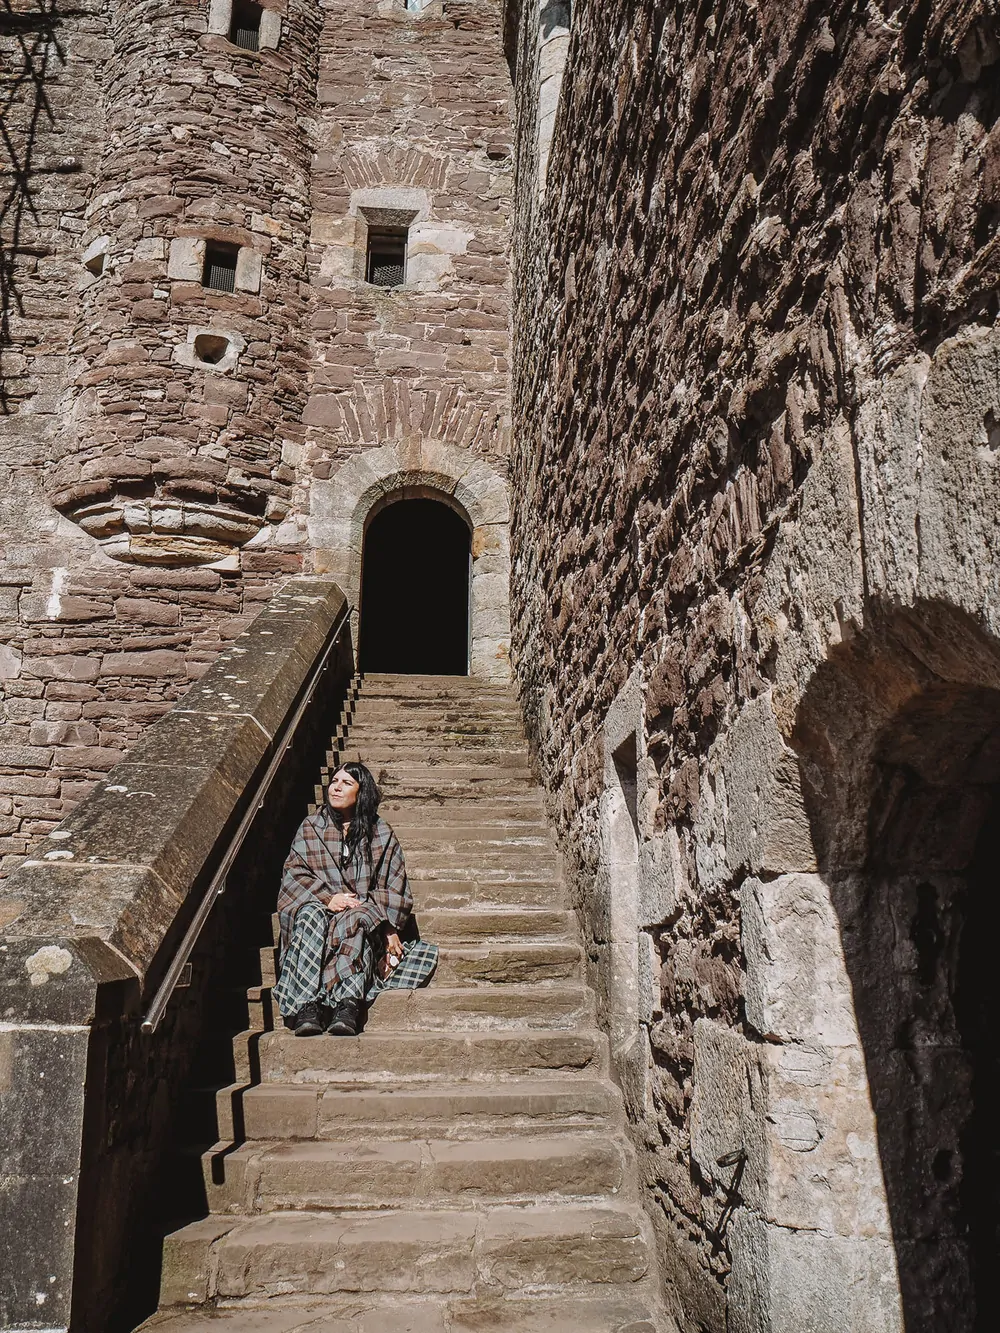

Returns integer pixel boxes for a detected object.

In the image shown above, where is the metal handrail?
[141,603,353,1035]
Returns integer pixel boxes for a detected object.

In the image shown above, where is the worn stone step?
[360,671,514,685]
[379,796,546,818]
[260,940,582,989]
[268,909,568,948]
[363,982,594,1031]
[350,703,524,723]
[343,722,527,742]
[160,1203,651,1304]
[387,825,556,849]
[409,879,567,909]
[417,909,572,941]
[352,693,521,710]
[324,777,542,801]
[404,852,560,878]
[233,1077,623,1142]
[251,980,593,1035]
[205,1133,628,1212]
[139,1290,667,1332]
[334,749,534,770]
[248,1027,604,1084]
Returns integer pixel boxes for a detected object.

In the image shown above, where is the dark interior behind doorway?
[359,497,470,675]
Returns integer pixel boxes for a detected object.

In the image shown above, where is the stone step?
[268,910,570,947]
[386,825,556,848]
[139,1290,667,1332]
[204,1132,628,1212]
[333,747,534,768]
[251,979,592,1035]
[364,982,594,1031]
[351,691,520,708]
[360,671,517,693]
[232,1077,622,1142]
[418,909,572,940]
[259,940,582,989]
[376,780,545,802]
[379,796,547,819]
[342,725,527,742]
[248,1027,605,1084]
[411,878,568,908]
[403,849,560,875]
[322,779,543,803]
[159,1203,652,1305]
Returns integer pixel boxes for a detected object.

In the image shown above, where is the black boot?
[326,997,362,1036]
[290,1000,329,1036]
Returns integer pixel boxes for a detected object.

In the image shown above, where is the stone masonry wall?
[507,1,1000,1330]
[1,0,320,877]
[2,0,515,872]
[299,0,511,502]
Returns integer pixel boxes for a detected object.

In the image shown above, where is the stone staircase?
[139,674,671,1332]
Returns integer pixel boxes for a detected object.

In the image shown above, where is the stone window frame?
[537,0,572,195]
[359,209,417,288]
[350,192,426,287]
[172,325,246,375]
[207,0,283,50]
[599,670,677,1120]
[167,236,264,295]
[81,234,110,283]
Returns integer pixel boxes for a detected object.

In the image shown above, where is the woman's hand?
[379,931,404,979]
[327,892,361,913]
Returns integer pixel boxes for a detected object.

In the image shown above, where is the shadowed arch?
[359,495,471,675]
[794,600,1000,1333]
[308,441,511,680]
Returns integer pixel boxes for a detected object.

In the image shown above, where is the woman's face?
[327,768,360,812]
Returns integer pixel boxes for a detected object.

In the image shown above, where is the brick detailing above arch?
[308,441,511,680]
[304,380,508,455]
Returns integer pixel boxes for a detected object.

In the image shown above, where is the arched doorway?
[358,496,470,675]
[794,609,1000,1333]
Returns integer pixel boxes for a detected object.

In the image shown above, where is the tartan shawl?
[277,806,412,988]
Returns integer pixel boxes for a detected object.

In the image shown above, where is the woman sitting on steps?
[273,761,438,1037]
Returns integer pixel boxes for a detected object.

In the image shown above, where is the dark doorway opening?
[359,497,470,675]
[796,610,1000,1333]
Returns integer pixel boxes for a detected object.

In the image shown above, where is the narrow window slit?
[229,0,263,50]
[202,242,239,293]
[366,226,407,288]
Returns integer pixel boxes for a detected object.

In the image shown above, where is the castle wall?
[302,0,513,678]
[506,1,1000,1329]
[1,0,514,876]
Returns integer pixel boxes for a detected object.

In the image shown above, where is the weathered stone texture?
[300,0,512,491]
[2,0,515,866]
[507,1,1000,1329]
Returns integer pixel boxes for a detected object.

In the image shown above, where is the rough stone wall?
[2,0,515,872]
[300,0,510,479]
[1,0,319,877]
[506,1,1000,1330]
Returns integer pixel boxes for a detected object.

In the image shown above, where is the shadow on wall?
[794,600,1000,1333]
[0,0,65,415]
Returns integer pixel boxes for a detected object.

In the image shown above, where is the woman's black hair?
[328,760,381,861]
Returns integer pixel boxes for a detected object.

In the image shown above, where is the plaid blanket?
[273,806,437,1016]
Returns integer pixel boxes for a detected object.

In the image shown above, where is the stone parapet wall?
[506,1,1000,1329]
[0,576,351,1331]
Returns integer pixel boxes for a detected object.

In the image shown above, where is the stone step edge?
[138,1289,673,1332]
[201,1132,631,1211]
[209,1075,624,1144]
[159,1202,655,1306]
